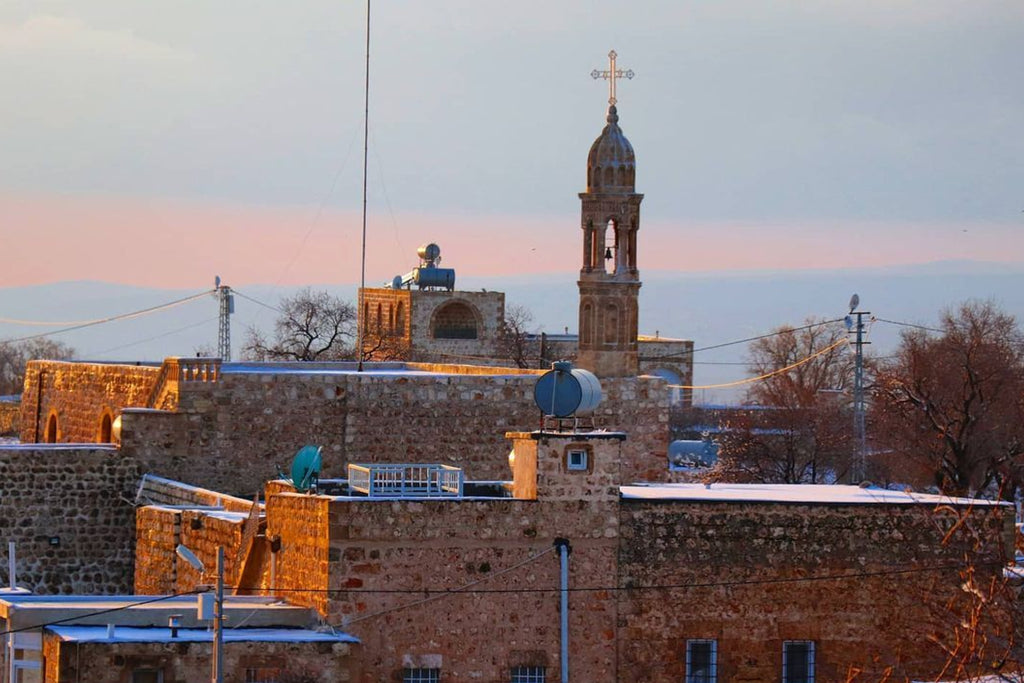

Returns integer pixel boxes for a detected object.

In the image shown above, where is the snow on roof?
[47,626,358,644]
[620,483,1009,507]
[219,364,528,379]
[0,443,118,451]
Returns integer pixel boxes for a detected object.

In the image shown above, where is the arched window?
[45,412,58,443]
[98,413,113,443]
[603,167,613,186]
[376,303,383,333]
[394,302,405,334]
[581,303,593,345]
[363,302,370,332]
[432,302,478,340]
[604,304,619,345]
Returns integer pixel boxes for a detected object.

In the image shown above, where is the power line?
[0,591,201,638]
[88,316,218,357]
[232,290,285,316]
[875,318,944,334]
[638,317,846,362]
[0,290,216,345]
[232,559,991,598]
[669,338,850,390]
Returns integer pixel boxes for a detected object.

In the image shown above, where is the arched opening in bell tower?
[604,220,617,275]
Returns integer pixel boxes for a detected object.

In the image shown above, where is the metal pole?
[213,546,224,683]
[356,0,371,372]
[7,541,14,591]
[851,310,870,483]
[217,285,232,362]
[555,538,571,682]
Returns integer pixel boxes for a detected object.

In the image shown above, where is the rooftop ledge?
[620,483,1011,507]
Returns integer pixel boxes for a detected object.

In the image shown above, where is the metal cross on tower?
[591,50,634,105]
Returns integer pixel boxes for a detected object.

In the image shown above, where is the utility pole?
[213,546,224,683]
[214,276,233,361]
[554,538,572,683]
[846,295,870,483]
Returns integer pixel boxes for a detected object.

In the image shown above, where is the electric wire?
[875,318,944,334]
[0,591,203,638]
[230,559,998,598]
[668,337,850,390]
[640,317,847,362]
[232,290,286,316]
[88,316,219,357]
[0,290,216,345]
[343,545,556,626]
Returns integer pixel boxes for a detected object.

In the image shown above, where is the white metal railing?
[347,463,464,498]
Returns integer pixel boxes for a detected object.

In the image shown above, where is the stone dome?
[586,105,636,193]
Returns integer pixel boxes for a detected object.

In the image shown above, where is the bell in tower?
[577,51,643,378]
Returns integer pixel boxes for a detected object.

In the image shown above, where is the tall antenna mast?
[214,276,233,361]
[357,0,371,372]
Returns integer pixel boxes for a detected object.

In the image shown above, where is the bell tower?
[577,51,642,378]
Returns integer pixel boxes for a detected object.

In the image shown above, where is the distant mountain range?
[3,260,1023,403]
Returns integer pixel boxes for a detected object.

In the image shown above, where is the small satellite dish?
[849,293,860,313]
[289,445,322,493]
[533,361,602,418]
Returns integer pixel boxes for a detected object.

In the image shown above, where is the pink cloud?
[1,193,1021,289]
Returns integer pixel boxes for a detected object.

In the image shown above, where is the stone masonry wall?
[0,445,140,593]
[120,368,671,497]
[0,397,19,435]
[616,499,1012,682]
[44,633,353,683]
[264,433,626,683]
[20,360,159,443]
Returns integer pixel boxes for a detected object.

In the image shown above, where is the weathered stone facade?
[42,631,354,683]
[0,445,140,593]
[359,286,506,364]
[0,396,19,435]
[22,358,672,496]
[19,361,160,443]
[135,432,1013,683]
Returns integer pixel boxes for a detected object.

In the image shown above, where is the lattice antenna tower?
[214,276,234,361]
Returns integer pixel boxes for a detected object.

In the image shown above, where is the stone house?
[132,430,1012,682]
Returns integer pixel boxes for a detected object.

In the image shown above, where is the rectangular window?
[403,668,441,683]
[685,639,717,683]
[511,665,546,683]
[245,669,281,683]
[782,641,815,683]
[567,449,588,471]
[131,671,163,683]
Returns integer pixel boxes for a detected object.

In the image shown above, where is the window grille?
[511,665,546,683]
[685,639,717,683]
[782,641,815,683]
[403,668,441,683]
[245,669,280,683]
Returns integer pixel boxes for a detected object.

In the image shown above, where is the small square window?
[567,449,588,471]
[686,639,717,683]
[511,665,546,683]
[403,668,441,683]
[782,641,815,683]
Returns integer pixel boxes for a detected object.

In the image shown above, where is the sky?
[1,1,1023,289]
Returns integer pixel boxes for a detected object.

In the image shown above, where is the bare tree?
[872,301,1024,498]
[0,338,75,395]
[241,288,356,362]
[496,304,535,369]
[707,318,854,483]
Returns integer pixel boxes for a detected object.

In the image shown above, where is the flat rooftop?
[620,483,1009,507]
[48,626,358,644]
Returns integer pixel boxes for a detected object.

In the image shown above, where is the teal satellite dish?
[290,445,322,493]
